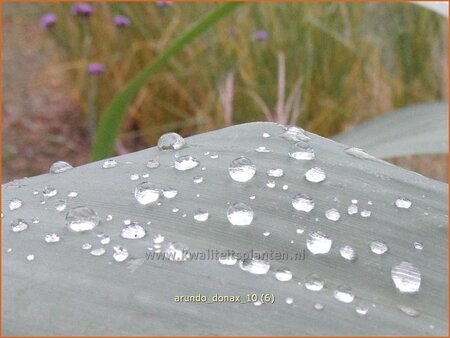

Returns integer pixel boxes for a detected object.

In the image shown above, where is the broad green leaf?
[92,2,241,161]
[333,102,448,159]
[3,123,447,335]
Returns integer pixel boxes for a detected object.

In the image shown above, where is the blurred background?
[2,1,448,182]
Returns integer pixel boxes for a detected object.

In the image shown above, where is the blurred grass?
[38,2,448,149]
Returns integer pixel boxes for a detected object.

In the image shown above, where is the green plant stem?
[92,2,242,160]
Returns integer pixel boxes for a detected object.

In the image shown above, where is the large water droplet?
[239,258,270,275]
[307,231,332,254]
[194,209,209,222]
[275,268,293,281]
[113,246,129,262]
[43,185,57,197]
[44,233,60,243]
[49,161,73,174]
[305,274,324,291]
[135,182,160,205]
[334,286,355,303]
[158,132,185,150]
[121,222,146,239]
[325,208,340,221]
[174,155,199,171]
[227,202,254,226]
[65,206,100,232]
[369,240,388,255]
[9,198,22,210]
[228,157,256,182]
[102,159,118,169]
[340,245,356,261]
[164,242,190,261]
[288,141,315,160]
[292,194,315,212]
[305,167,326,183]
[281,126,310,142]
[391,261,421,293]
[11,219,29,232]
[395,198,412,209]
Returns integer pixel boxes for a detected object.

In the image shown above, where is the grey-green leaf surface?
[333,102,448,159]
[2,122,448,336]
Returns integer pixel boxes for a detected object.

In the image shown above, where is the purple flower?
[254,30,269,42]
[156,1,173,8]
[87,63,105,75]
[40,13,57,29]
[71,3,94,17]
[113,15,130,28]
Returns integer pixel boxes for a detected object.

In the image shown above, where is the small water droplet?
[11,219,29,232]
[395,198,412,209]
[369,240,388,255]
[106,214,113,221]
[124,219,131,225]
[249,195,256,200]
[325,208,340,221]
[266,180,276,188]
[194,209,209,222]
[163,242,190,261]
[174,155,199,171]
[218,254,237,266]
[227,202,254,226]
[305,167,326,183]
[334,286,354,303]
[135,182,160,205]
[352,199,358,204]
[305,274,324,291]
[130,174,140,181]
[355,302,370,315]
[65,206,100,232]
[102,159,117,169]
[113,246,129,262]
[90,248,106,256]
[292,194,314,212]
[121,222,146,239]
[285,297,294,305]
[172,208,179,213]
[347,204,358,215]
[6,248,12,253]
[263,231,270,237]
[255,146,272,153]
[398,305,420,317]
[100,236,111,245]
[228,157,256,182]
[210,153,219,159]
[275,268,292,281]
[253,300,263,306]
[314,303,324,311]
[68,191,78,198]
[158,132,185,150]
[288,141,315,160]
[391,261,421,293]
[262,132,271,138]
[414,241,423,250]
[44,233,60,243]
[49,161,73,174]
[43,185,57,197]
[146,160,160,169]
[9,198,22,210]
[296,228,304,234]
[82,243,92,250]
[267,168,284,177]
[360,209,371,217]
[282,185,289,190]
[153,234,165,244]
[193,176,204,184]
[340,245,356,261]
[55,199,67,212]
[238,258,270,275]
[307,231,332,254]
[161,187,177,199]
[27,254,35,261]
[345,147,376,160]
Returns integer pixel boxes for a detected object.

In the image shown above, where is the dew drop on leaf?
[275,268,293,281]
[174,155,199,171]
[288,141,315,160]
[9,198,22,211]
[305,167,326,183]
[49,161,73,174]
[121,222,146,240]
[391,261,421,293]
[11,219,29,232]
[65,206,100,232]
[102,159,117,169]
[157,132,185,150]
[135,182,160,205]
[227,202,254,226]
[238,258,270,275]
[369,240,388,255]
[334,286,355,303]
[307,231,332,254]
[228,156,256,182]
[292,194,314,212]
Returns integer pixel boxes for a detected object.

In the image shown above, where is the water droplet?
[249,195,256,200]
[282,185,289,190]
[161,187,177,199]
[307,231,332,254]
[360,209,371,217]
[369,240,388,255]
[255,146,272,153]
[262,132,271,138]
[352,199,358,204]
[227,202,254,226]
[414,241,423,250]
[65,207,100,232]
[285,297,294,305]
[340,245,356,261]
[345,147,376,160]
[124,219,131,225]
[135,182,160,205]
[325,208,340,221]
[347,204,358,215]
[44,233,60,243]
[305,167,326,183]
[102,159,117,169]
[238,258,270,275]
[163,242,190,261]
[355,302,370,315]
[100,236,111,245]
[11,219,29,232]
[334,286,354,303]
[172,208,179,213]
[218,254,237,266]
[288,141,315,160]
[194,209,209,222]
[90,248,106,256]
[292,194,314,212]
[296,228,304,234]
[395,198,412,209]
[263,231,270,237]
[68,191,78,198]
[146,160,160,169]
[275,268,292,281]
[314,303,324,311]
[267,168,284,177]
[266,180,276,188]
[281,126,310,142]
[6,248,12,253]
[228,157,256,182]
[253,300,262,306]
[398,305,420,317]
[55,199,67,212]
[113,246,129,262]
[130,174,140,181]
[82,243,92,250]
[391,261,421,293]
[174,155,199,171]
[305,274,324,291]
[43,185,57,197]
[106,214,113,221]
[153,234,165,244]
[27,254,35,261]
[158,132,185,150]
[49,161,73,174]
[121,222,146,239]
[193,176,203,184]
[210,153,219,159]
[9,198,22,210]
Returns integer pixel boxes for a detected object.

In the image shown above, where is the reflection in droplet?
[158,132,185,150]
[43,185,57,197]
[307,231,332,254]
[267,168,284,177]
[161,187,177,199]
[340,245,356,261]
[113,246,129,262]
[90,248,106,256]
[288,141,315,160]
[228,157,256,182]
[163,242,190,261]
[65,206,100,232]
[227,202,254,226]
[50,161,73,174]
[218,254,237,266]
[135,182,160,205]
